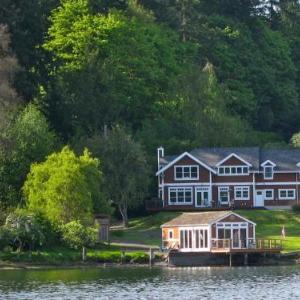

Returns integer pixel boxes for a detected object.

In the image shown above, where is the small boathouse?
[161,211,282,266]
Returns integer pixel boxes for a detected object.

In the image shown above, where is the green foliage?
[0,0,59,100]
[0,103,58,207]
[4,209,45,251]
[24,146,110,225]
[0,226,13,250]
[42,0,193,135]
[292,204,300,213]
[290,132,300,148]
[80,126,150,226]
[61,221,96,249]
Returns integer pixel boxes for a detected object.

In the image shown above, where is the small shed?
[94,214,110,243]
[161,211,256,252]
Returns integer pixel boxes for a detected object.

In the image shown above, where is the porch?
[211,238,283,253]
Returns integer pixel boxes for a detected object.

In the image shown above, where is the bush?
[292,204,300,212]
[4,209,45,251]
[34,212,61,247]
[61,221,97,250]
[0,226,13,250]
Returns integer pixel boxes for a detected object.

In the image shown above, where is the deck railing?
[211,238,283,251]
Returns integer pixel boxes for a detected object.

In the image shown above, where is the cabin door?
[195,188,210,207]
[232,229,240,248]
[255,191,264,207]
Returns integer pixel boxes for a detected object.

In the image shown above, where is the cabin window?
[180,229,208,249]
[218,166,249,176]
[234,186,250,200]
[168,230,174,239]
[218,187,229,204]
[279,189,295,200]
[174,165,199,180]
[264,166,274,180]
[265,189,273,200]
[169,187,193,205]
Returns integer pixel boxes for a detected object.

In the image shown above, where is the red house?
[153,147,300,210]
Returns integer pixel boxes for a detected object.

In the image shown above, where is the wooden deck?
[210,238,283,254]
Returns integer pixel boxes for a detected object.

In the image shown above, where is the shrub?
[5,209,45,251]
[61,221,97,250]
[0,226,13,250]
[34,212,61,247]
[292,204,300,213]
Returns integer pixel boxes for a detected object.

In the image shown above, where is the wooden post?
[121,251,125,264]
[149,248,154,267]
[82,246,86,262]
[244,253,248,266]
[229,253,232,267]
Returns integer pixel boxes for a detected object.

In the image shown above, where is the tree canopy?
[2,0,300,218]
[23,146,110,225]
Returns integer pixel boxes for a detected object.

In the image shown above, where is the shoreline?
[1,256,300,270]
[0,261,169,270]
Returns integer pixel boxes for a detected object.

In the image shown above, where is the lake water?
[0,265,299,299]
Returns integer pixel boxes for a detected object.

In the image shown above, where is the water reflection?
[0,266,299,299]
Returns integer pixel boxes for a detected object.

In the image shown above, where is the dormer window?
[264,166,274,180]
[261,160,275,180]
[175,165,199,180]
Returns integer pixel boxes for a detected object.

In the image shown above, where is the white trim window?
[169,187,193,205]
[218,166,249,176]
[263,166,274,180]
[168,229,174,239]
[279,189,295,200]
[174,165,199,180]
[265,189,273,200]
[218,187,230,204]
[234,186,250,200]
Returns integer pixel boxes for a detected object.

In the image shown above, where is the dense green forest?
[1,0,300,223]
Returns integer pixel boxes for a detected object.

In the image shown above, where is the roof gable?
[216,153,252,167]
[261,160,276,167]
[156,152,216,176]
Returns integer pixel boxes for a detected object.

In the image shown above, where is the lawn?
[236,210,300,253]
[0,245,150,265]
[111,210,300,252]
[111,212,180,246]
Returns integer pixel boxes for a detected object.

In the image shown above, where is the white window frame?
[218,166,249,176]
[218,187,230,204]
[174,165,199,181]
[179,227,209,252]
[265,189,273,200]
[263,166,274,180]
[168,187,193,205]
[234,186,250,200]
[168,229,174,240]
[278,189,295,200]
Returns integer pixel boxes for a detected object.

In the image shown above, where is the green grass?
[236,210,300,253]
[111,212,180,245]
[0,246,150,265]
[111,210,300,252]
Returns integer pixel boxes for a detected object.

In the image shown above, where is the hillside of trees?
[1,0,300,220]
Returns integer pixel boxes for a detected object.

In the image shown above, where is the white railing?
[211,239,283,250]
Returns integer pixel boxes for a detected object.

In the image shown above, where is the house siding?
[157,149,300,210]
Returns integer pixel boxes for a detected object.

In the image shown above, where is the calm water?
[0,265,299,299]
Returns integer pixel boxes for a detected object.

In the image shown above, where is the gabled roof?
[260,149,300,171]
[156,152,216,176]
[216,153,252,167]
[161,211,256,227]
[158,147,300,172]
[261,160,276,167]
